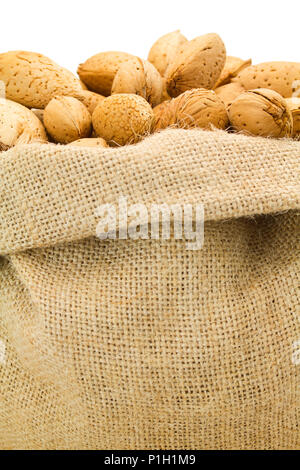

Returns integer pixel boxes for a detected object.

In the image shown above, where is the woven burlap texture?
[0,129,299,450]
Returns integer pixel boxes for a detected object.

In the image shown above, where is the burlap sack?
[0,129,299,450]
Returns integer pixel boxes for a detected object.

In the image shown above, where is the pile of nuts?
[0,31,300,150]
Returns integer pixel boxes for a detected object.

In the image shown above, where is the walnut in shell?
[166,33,226,97]
[111,57,163,107]
[228,88,293,138]
[44,96,92,144]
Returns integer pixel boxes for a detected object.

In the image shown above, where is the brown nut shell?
[31,108,44,123]
[71,90,105,115]
[0,51,83,109]
[166,33,226,97]
[228,88,293,138]
[147,30,187,77]
[285,97,300,136]
[68,137,108,147]
[153,99,178,131]
[215,82,245,109]
[92,94,154,146]
[233,62,300,98]
[175,89,229,129]
[0,98,48,147]
[77,51,135,96]
[214,56,252,88]
[153,88,228,131]
[112,57,163,107]
[44,96,92,144]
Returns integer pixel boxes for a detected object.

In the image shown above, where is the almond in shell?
[166,33,226,97]
[214,56,251,88]
[0,98,47,147]
[228,88,293,138]
[285,97,300,136]
[147,30,187,77]
[68,137,108,147]
[44,96,92,144]
[71,90,105,115]
[215,82,245,109]
[0,51,83,109]
[77,51,135,96]
[111,57,163,107]
[153,88,228,131]
[233,62,300,98]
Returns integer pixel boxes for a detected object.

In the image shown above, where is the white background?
[1,0,299,74]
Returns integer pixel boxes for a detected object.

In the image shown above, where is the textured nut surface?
[77,51,135,96]
[166,33,226,97]
[228,88,293,138]
[79,80,88,90]
[215,82,245,109]
[215,56,251,88]
[153,99,178,131]
[68,137,108,147]
[44,96,92,144]
[175,89,229,129]
[285,97,300,136]
[72,90,105,115]
[154,88,228,131]
[0,98,47,147]
[112,57,163,107]
[31,108,44,123]
[161,78,172,102]
[0,142,10,151]
[0,51,83,109]
[92,94,154,146]
[148,30,187,77]
[233,62,300,98]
